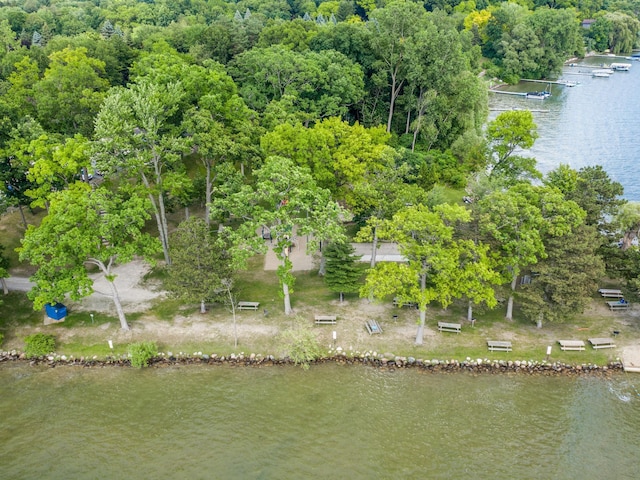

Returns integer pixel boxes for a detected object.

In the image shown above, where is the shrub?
[24,333,56,358]
[128,341,158,368]
[281,322,324,370]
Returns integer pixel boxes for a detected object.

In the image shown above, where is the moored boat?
[610,62,632,71]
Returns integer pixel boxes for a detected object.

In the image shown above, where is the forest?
[1,0,640,345]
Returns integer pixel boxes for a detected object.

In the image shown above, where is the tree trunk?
[339,292,344,303]
[226,285,238,348]
[415,308,426,345]
[317,239,327,276]
[106,276,129,330]
[200,300,206,314]
[370,225,379,268]
[184,206,190,220]
[141,172,171,265]
[506,274,517,320]
[18,204,27,229]
[204,161,212,228]
[157,191,171,265]
[467,301,473,322]
[537,313,543,329]
[283,281,292,315]
[387,73,399,133]
[96,259,129,330]
[1,278,8,295]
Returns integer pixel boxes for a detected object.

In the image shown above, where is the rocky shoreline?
[0,350,624,375]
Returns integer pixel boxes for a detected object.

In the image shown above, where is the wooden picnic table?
[315,315,337,325]
[588,338,616,349]
[598,288,624,298]
[607,300,630,311]
[393,297,417,308]
[437,322,461,334]
[365,319,383,335]
[238,301,260,311]
[558,340,585,351]
[487,340,512,352]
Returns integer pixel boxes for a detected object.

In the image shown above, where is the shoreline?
[0,350,624,376]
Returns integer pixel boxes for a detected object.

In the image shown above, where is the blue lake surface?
[489,56,640,201]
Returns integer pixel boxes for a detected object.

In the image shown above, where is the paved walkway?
[263,231,402,271]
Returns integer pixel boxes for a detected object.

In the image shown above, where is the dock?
[490,108,550,113]
[489,90,527,97]
[521,78,577,86]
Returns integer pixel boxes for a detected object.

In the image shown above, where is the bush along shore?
[0,350,624,376]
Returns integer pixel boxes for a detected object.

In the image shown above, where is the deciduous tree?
[19,184,161,330]
[361,203,487,345]
[211,156,346,314]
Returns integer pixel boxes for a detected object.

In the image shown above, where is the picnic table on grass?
[315,315,337,325]
[607,300,630,311]
[558,340,585,351]
[487,340,512,352]
[598,288,624,298]
[588,338,616,349]
[365,319,382,335]
[238,301,260,311]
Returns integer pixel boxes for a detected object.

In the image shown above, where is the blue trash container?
[45,303,67,320]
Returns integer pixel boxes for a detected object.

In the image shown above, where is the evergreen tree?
[31,31,42,47]
[518,224,605,328]
[324,241,362,302]
[101,20,115,38]
[166,217,233,313]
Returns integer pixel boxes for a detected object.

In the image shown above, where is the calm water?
[489,56,640,201]
[1,363,640,479]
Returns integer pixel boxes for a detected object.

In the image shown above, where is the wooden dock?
[521,78,576,86]
[490,108,550,113]
[489,90,527,97]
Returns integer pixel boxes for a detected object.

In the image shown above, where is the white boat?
[526,91,551,99]
[610,62,632,71]
[592,69,613,77]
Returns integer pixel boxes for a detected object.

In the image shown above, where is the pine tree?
[324,241,362,302]
[101,20,115,38]
[31,31,42,47]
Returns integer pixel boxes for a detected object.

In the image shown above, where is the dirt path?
[6,259,166,314]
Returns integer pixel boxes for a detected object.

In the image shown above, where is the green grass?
[146,297,198,322]
[0,208,46,272]
[0,292,42,329]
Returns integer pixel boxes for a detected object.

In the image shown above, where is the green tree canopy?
[19,183,161,330]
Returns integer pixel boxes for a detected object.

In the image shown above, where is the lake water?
[489,56,640,201]
[1,363,640,479]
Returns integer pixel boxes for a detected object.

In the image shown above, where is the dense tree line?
[1,0,639,341]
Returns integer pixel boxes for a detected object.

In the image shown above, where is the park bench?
[487,340,512,352]
[238,301,260,311]
[558,340,585,351]
[607,300,630,311]
[437,322,461,334]
[365,319,383,335]
[315,315,337,325]
[598,288,624,298]
[393,297,417,308]
[588,338,616,349]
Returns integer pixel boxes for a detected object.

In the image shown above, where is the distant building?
[581,19,595,29]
